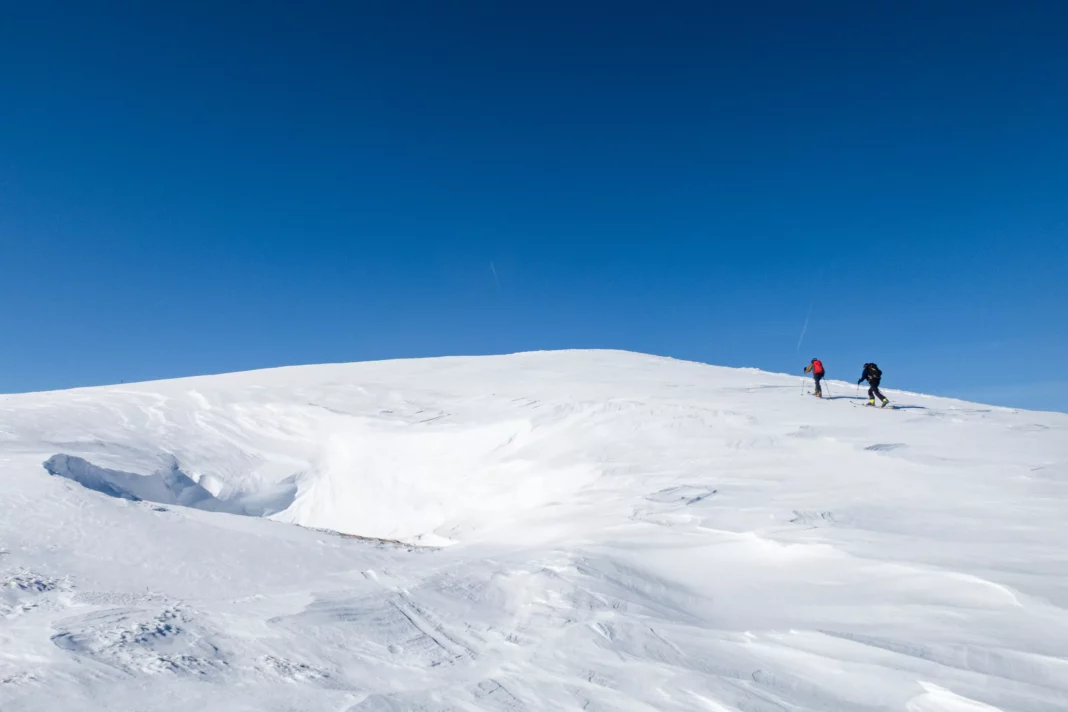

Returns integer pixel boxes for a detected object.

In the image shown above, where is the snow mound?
[1,350,1066,711]
[13,354,612,544]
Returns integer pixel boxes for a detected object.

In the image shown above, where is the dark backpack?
[869,363,882,379]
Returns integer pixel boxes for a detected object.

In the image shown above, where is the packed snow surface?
[2,350,1066,711]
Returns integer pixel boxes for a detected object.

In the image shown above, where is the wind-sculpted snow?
[42,454,249,513]
[1,350,1066,711]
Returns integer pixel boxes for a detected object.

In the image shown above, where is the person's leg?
[814,374,823,396]
[873,385,887,403]
[868,385,876,403]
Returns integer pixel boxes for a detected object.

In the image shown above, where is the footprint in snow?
[645,485,717,506]
[790,510,847,527]
[865,443,906,453]
[257,655,330,684]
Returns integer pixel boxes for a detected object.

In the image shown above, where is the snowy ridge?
[1,350,1066,711]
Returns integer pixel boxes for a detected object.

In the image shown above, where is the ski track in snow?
[1,350,1067,711]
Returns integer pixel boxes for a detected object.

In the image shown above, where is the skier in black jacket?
[858,363,889,407]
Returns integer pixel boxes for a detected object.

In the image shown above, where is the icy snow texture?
[1,350,1066,711]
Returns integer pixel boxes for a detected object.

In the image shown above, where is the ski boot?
[880,398,890,408]
[867,399,876,407]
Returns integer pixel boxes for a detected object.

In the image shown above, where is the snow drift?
[1,350,1066,712]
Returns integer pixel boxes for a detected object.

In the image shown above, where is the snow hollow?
[2,350,1066,711]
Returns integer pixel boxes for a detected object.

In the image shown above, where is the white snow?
[1,350,1066,711]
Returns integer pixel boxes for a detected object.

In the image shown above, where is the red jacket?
[807,360,824,376]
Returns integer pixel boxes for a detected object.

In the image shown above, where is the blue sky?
[1,2,1065,411]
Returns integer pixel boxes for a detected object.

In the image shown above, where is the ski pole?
[801,377,806,395]
[824,380,832,398]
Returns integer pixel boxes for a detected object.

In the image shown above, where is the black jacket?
[858,364,882,384]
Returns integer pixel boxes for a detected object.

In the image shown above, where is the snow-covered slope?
[2,350,1066,711]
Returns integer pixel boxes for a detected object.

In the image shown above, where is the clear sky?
[1,2,1066,411]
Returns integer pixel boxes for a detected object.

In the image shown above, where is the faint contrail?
[796,301,814,352]
[490,261,500,289]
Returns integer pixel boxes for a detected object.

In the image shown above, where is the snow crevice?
[42,454,295,517]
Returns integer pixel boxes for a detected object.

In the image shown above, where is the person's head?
[811,357,818,363]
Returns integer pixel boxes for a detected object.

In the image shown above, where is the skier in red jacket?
[804,358,825,397]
